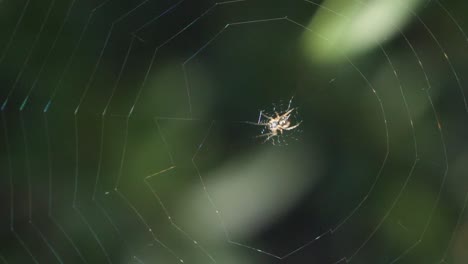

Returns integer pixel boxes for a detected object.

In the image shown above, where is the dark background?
[1,0,468,263]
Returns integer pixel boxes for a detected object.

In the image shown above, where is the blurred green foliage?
[1,0,468,263]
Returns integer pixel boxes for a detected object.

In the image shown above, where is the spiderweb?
[1,0,468,263]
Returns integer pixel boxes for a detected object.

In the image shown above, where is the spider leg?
[264,134,275,144]
[261,112,273,120]
[283,108,295,117]
[284,122,302,130]
[256,131,277,144]
[256,133,274,143]
[243,121,268,126]
[287,96,294,110]
[271,137,277,146]
[257,110,263,123]
[256,132,274,138]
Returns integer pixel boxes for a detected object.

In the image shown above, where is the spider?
[247,98,302,145]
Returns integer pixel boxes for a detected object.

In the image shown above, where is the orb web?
[0,0,468,263]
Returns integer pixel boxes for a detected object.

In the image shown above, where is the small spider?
[247,97,302,145]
